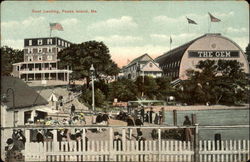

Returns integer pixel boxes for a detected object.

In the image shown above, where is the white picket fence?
[24,139,250,162]
[21,126,250,162]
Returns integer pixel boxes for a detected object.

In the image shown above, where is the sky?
[1,1,249,67]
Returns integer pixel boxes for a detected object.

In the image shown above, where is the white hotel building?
[12,37,72,82]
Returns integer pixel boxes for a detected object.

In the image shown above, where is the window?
[38,56,42,61]
[28,48,33,54]
[47,39,53,45]
[65,42,67,47]
[47,55,52,60]
[47,47,52,53]
[149,63,153,68]
[29,40,32,46]
[37,39,43,45]
[28,56,33,61]
[68,44,70,47]
[61,41,64,46]
[16,66,20,71]
[38,48,42,53]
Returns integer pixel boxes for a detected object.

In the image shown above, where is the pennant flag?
[50,23,64,31]
[208,12,221,22]
[186,17,197,25]
[170,36,172,44]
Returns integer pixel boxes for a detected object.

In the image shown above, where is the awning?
[36,107,59,114]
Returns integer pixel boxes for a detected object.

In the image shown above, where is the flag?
[170,36,172,44]
[50,23,64,31]
[186,17,197,25]
[208,12,221,22]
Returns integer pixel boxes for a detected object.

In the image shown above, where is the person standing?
[71,104,76,116]
[159,107,165,125]
[102,111,110,126]
[183,116,192,142]
[140,107,145,122]
[135,117,143,137]
[127,115,135,140]
[149,107,154,124]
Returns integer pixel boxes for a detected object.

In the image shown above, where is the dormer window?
[47,39,53,45]
[29,40,32,46]
[38,39,43,45]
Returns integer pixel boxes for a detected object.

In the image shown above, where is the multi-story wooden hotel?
[12,37,72,81]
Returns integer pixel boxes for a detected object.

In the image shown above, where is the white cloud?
[87,16,138,32]
[94,35,142,45]
[212,11,234,18]
[226,27,247,33]
[1,39,23,49]
[2,16,46,28]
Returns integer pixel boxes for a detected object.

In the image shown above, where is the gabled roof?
[1,77,48,109]
[141,60,163,72]
[124,53,153,69]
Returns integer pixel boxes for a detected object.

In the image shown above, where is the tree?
[155,77,176,100]
[108,78,137,102]
[245,43,250,62]
[179,59,248,105]
[1,46,23,76]
[135,76,159,99]
[80,88,105,108]
[58,41,120,84]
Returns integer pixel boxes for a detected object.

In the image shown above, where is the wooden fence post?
[173,110,177,126]
[191,114,197,125]
[122,128,126,151]
[158,128,161,162]
[194,124,199,162]
[109,127,113,161]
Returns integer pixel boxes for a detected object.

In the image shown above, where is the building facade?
[155,33,249,80]
[12,37,73,81]
[121,54,162,79]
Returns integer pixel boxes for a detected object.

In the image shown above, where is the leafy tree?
[80,88,105,108]
[1,46,23,76]
[135,76,159,99]
[108,78,137,102]
[58,41,120,84]
[179,60,248,105]
[155,77,176,100]
[245,43,250,62]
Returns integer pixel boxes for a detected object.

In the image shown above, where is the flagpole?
[170,36,171,51]
[50,28,52,37]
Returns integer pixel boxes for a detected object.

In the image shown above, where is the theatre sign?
[188,51,240,58]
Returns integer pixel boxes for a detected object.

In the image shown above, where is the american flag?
[208,12,221,22]
[50,23,64,31]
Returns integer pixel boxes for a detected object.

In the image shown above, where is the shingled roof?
[1,77,48,109]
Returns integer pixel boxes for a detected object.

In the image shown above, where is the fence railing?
[1,125,250,162]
